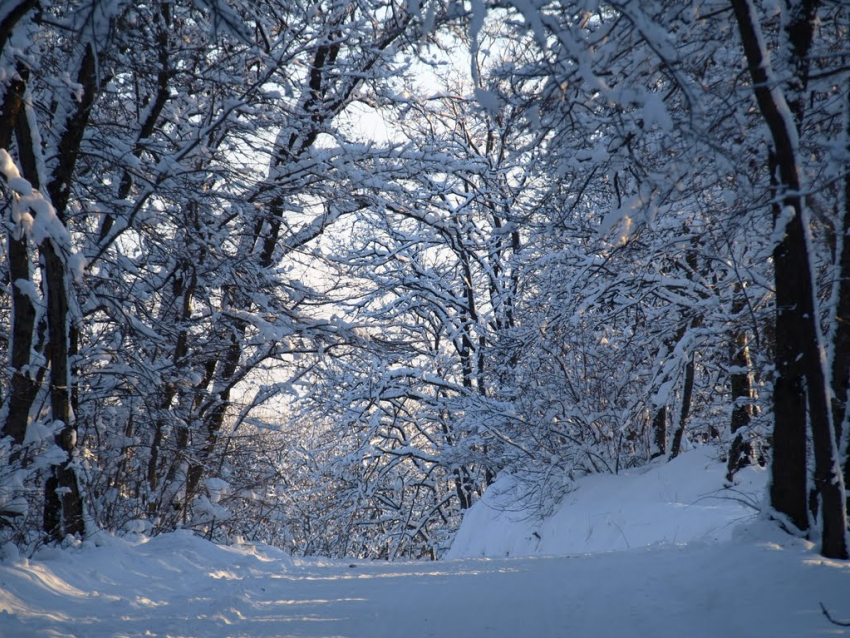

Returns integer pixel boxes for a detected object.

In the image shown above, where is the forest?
[0,0,848,562]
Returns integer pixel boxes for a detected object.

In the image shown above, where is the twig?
[820,602,850,627]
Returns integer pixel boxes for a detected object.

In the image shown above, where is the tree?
[0,0,457,546]
[1,0,846,561]
[728,0,847,558]
[489,0,848,557]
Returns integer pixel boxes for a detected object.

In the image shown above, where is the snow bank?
[1,451,848,638]
[447,447,767,558]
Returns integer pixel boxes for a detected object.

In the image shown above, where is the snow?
[447,447,765,558]
[1,449,848,638]
[642,92,673,133]
[473,87,501,114]
[771,205,797,248]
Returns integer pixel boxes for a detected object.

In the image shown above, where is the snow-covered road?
[0,527,848,638]
[2,451,848,637]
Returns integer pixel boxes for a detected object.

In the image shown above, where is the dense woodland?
[0,0,848,560]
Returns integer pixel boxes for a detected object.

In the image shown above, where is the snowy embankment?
[0,448,848,638]
[447,446,764,558]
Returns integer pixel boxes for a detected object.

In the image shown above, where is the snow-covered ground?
[447,446,765,558]
[1,448,848,638]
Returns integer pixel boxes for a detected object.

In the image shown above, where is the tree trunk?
[834,86,850,513]
[0,68,40,449]
[41,240,84,541]
[669,353,694,461]
[184,329,241,510]
[727,285,755,482]
[651,405,667,460]
[730,0,847,557]
[41,43,98,542]
[669,243,701,461]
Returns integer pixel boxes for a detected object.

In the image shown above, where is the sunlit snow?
[1,448,847,638]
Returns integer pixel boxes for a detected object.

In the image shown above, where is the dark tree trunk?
[657,320,692,461]
[41,240,85,541]
[651,405,667,460]
[730,0,847,557]
[669,354,694,461]
[834,91,850,512]
[669,245,701,461]
[727,286,755,482]
[41,43,98,542]
[0,68,40,449]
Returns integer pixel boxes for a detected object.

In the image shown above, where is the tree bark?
[42,43,98,542]
[730,0,847,557]
[669,353,694,461]
[41,237,84,540]
[727,285,755,481]
[651,405,667,460]
[0,66,39,449]
[834,84,850,512]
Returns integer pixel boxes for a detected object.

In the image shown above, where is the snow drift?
[447,447,766,558]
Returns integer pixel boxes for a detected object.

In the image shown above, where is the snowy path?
[0,529,848,638]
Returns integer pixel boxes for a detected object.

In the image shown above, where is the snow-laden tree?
[1,0,846,562]
[727,0,849,558]
[264,7,780,554]
[0,0,459,546]
[477,0,849,558]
